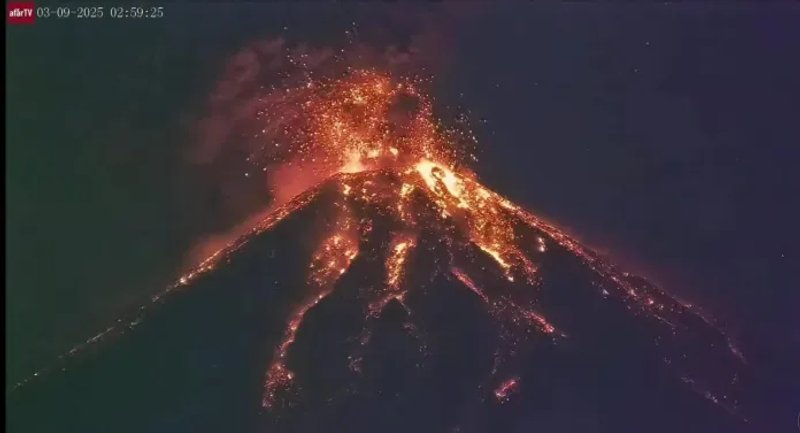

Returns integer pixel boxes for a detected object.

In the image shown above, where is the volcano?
[9,70,748,433]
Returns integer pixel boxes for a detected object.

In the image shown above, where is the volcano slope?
[9,169,748,433]
[9,69,751,433]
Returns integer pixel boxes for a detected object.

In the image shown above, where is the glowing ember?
[494,377,520,403]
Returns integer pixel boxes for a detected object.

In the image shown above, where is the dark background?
[7,3,799,430]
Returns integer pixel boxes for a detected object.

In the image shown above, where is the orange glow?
[386,235,416,290]
[368,233,418,317]
[14,67,744,417]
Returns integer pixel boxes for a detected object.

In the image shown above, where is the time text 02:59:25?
[35,6,165,19]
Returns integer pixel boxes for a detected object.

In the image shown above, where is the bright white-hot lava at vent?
[12,63,747,418]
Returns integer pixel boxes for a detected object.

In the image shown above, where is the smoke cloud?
[182,7,477,267]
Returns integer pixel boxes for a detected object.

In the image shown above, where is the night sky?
[7,3,799,431]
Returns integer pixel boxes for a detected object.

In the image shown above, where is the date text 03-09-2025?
[34,6,165,19]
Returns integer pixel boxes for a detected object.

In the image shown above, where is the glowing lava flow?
[369,233,417,316]
[13,69,746,417]
[245,71,572,408]
[237,71,742,411]
[263,208,359,409]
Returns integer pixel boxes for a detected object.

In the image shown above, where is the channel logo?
[8,2,35,25]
